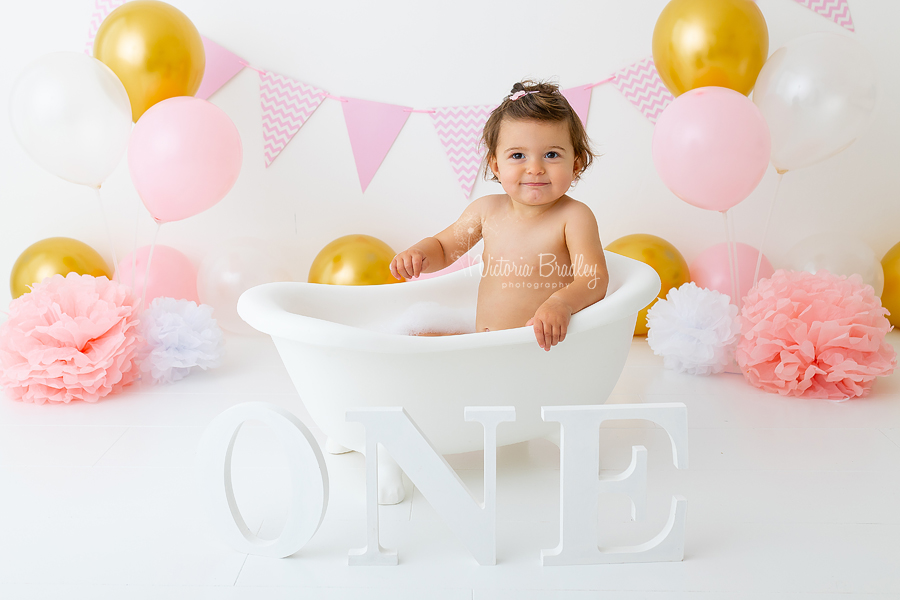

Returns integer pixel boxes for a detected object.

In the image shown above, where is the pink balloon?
[653,87,771,212]
[118,245,199,309]
[128,97,242,223]
[690,242,774,301]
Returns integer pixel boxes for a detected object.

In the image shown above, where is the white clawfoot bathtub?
[238,251,660,503]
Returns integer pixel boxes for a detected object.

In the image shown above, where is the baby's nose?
[526,159,545,174]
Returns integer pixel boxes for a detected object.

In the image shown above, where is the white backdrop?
[1,0,898,309]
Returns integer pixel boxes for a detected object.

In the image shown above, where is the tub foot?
[377,451,406,505]
[325,436,352,455]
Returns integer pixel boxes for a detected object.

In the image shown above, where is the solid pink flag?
[792,0,855,31]
[561,86,593,128]
[430,105,493,198]
[342,98,411,192]
[196,37,246,100]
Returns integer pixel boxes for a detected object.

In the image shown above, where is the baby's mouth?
[523,182,548,187]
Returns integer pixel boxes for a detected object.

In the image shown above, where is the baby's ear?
[489,156,499,177]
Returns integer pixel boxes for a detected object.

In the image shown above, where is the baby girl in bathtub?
[390,80,609,351]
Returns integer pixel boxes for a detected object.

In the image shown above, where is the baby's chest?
[482,223,570,266]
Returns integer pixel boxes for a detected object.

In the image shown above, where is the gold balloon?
[10,237,112,299]
[606,234,691,336]
[93,0,205,121]
[881,241,900,328]
[309,235,404,286]
[652,0,768,97]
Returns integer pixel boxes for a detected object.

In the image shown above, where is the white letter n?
[346,406,515,566]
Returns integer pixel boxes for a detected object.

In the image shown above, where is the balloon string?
[132,197,141,291]
[729,208,741,308]
[754,172,784,288]
[95,186,120,284]
[723,211,737,306]
[140,222,161,311]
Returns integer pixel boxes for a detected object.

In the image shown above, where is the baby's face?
[490,119,578,208]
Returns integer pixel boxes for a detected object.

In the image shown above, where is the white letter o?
[197,402,328,558]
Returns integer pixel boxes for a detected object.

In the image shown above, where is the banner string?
[238,58,619,114]
[584,75,616,89]
[238,60,265,75]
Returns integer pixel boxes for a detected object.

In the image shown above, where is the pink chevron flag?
[342,98,411,192]
[85,0,127,55]
[793,0,855,31]
[612,58,674,124]
[196,37,245,100]
[561,86,593,128]
[260,71,327,167]
[430,105,493,198]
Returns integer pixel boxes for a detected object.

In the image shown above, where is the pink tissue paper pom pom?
[0,273,142,404]
[735,269,896,400]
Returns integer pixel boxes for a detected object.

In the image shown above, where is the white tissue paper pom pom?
[139,297,226,384]
[646,282,740,376]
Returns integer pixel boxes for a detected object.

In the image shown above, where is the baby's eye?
[511,152,524,160]
[545,151,560,159]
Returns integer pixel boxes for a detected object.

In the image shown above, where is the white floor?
[1,332,899,599]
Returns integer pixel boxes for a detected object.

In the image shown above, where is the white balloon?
[753,33,877,173]
[9,52,132,188]
[785,233,884,296]
[197,239,293,334]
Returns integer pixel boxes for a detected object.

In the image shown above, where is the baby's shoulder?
[468,194,508,216]
[472,193,507,208]
[557,196,598,222]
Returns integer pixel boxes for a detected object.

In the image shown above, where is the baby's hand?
[390,248,429,280]
[526,297,572,352]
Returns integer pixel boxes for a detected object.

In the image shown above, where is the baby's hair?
[481,80,595,183]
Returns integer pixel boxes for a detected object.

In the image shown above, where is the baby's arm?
[528,204,609,351]
[390,197,486,280]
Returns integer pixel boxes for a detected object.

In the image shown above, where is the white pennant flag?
[430,105,493,198]
[260,71,327,167]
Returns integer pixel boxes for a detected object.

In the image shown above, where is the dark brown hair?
[481,80,595,182]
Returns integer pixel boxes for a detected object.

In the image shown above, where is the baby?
[390,81,609,351]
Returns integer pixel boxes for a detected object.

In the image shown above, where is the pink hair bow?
[509,90,539,101]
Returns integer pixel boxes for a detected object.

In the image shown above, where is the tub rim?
[237,251,661,354]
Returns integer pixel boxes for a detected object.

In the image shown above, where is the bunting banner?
[612,58,674,125]
[561,86,593,128]
[85,0,126,55]
[793,0,855,31]
[430,106,493,199]
[260,72,328,167]
[196,37,245,100]
[342,98,411,192]
[83,0,858,195]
